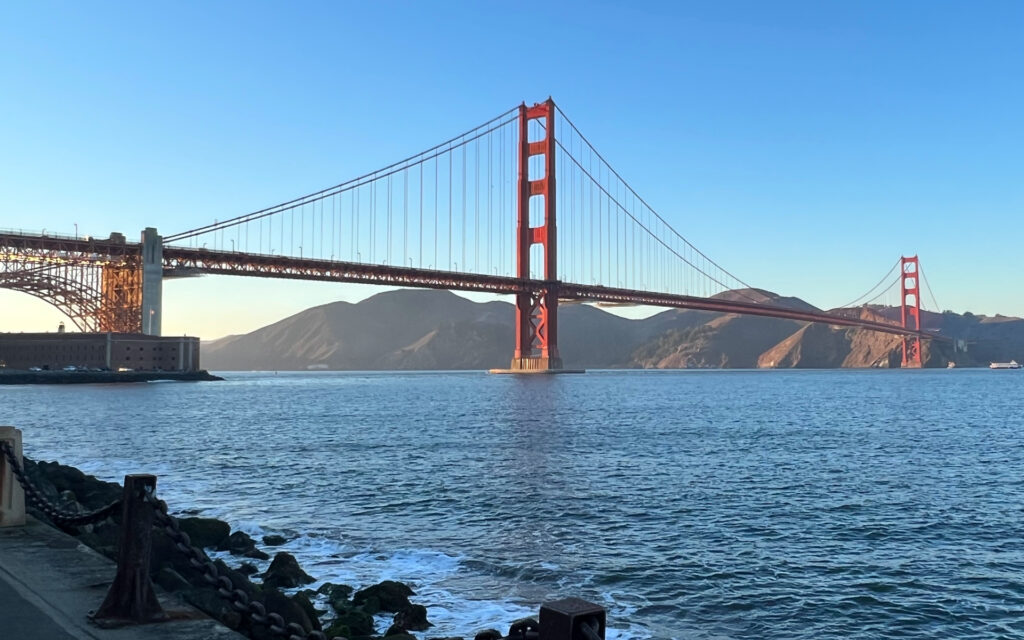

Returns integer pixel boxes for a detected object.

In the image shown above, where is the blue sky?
[1,1,1021,338]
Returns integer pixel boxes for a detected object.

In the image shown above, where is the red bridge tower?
[900,255,922,368]
[504,99,565,373]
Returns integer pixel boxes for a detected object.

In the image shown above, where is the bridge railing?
[0,228,86,241]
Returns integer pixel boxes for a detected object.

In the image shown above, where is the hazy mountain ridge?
[202,289,1024,370]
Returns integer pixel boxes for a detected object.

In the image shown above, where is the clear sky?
[2,1,1021,338]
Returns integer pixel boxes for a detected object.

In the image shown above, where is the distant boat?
[947,361,956,369]
[989,360,1021,369]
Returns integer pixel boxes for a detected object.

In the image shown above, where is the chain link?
[0,440,122,527]
[580,617,602,640]
[144,490,332,640]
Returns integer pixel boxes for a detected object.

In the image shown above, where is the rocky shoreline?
[22,457,511,640]
[0,370,223,384]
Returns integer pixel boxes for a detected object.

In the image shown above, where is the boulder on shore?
[390,603,432,632]
[179,517,231,549]
[353,579,415,614]
[262,551,315,590]
[218,530,270,560]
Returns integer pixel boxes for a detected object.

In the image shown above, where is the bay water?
[2,369,1022,639]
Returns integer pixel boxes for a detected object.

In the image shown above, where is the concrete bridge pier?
[141,227,162,336]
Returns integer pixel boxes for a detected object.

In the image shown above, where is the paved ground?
[0,517,243,640]
[0,573,77,639]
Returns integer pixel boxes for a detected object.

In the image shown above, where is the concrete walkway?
[0,517,243,640]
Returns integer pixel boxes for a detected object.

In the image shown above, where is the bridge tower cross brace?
[900,255,922,368]
[509,99,563,372]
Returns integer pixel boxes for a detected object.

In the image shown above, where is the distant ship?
[947,361,956,369]
[989,360,1021,369]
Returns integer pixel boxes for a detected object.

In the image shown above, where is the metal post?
[91,474,167,626]
[539,598,605,640]
[0,427,26,528]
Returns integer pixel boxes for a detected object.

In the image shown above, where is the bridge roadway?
[0,232,947,343]
[162,246,946,342]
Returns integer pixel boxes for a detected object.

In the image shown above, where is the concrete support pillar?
[141,227,163,336]
[0,427,26,528]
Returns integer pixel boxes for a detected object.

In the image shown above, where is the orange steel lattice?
[510,99,562,371]
[0,233,142,333]
[900,255,922,368]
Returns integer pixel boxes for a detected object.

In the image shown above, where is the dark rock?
[213,559,259,597]
[150,527,208,584]
[323,620,351,640]
[27,459,122,510]
[237,562,259,576]
[250,589,316,640]
[245,547,271,561]
[384,633,417,640]
[178,517,231,549]
[292,591,323,632]
[77,521,119,560]
[320,582,354,603]
[174,557,259,629]
[353,580,415,614]
[428,637,465,640]
[325,583,358,615]
[262,552,315,590]
[57,489,79,511]
[154,567,191,593]
[263,534,288,546]
[182,587,239,629]
[393,604,432,631]
[474,630,503,640]
[218,529,259,555]
[328,608,375,638]
[508,617,539,638]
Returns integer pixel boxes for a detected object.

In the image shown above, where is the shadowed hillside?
[202,289,1023,370]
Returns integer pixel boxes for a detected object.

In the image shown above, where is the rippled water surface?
[3,369,1023,639]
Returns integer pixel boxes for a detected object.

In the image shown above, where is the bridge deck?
[0,234,947,342]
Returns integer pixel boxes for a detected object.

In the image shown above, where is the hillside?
[201,289,1024,371]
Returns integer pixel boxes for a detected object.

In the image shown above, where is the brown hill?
[201,289,1023,371]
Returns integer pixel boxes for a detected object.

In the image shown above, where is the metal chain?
[2,441,593,640]
[144,490,332,640]
[580,617,602,640]
[0,441,122,527]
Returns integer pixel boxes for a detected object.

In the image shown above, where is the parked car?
[62,365,78,372]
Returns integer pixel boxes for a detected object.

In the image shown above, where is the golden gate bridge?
[0,99,946,369]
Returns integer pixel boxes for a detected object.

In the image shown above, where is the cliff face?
[757,324,904,369]
[202,289,1023,371]
[632,315,804,368]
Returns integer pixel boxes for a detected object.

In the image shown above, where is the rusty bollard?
[91,474,167,626]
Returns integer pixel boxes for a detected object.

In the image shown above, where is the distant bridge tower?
[900,255,922,368]
[507,99,563,372]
